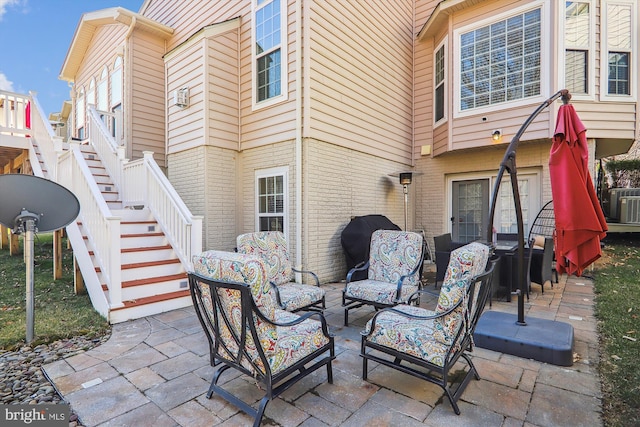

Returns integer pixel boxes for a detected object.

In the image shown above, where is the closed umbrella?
[549,104,607,276]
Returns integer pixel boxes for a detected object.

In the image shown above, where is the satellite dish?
[0,174,80,232]
[0,174,80,344]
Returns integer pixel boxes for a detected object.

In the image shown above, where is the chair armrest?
[291,267,320,286]
[268,281,285,309]
[362,297,465,338]
[393,258,424,302]
[253,305,333,338]
[346,261,370,284]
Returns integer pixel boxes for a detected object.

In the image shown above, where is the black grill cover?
[341,214,401,280]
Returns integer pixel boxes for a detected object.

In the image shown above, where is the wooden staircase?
[75,144,192,323]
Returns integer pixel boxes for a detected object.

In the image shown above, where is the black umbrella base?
[474,311,574,366]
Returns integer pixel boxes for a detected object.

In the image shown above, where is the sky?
[0,0,142,116]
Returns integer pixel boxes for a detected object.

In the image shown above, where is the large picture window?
[253,0,286,106]
[256,167,288,235]
[458,7,541,112]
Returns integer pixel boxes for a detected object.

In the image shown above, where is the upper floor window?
[434,38,447,125]
[457,6,542,113]
[97,67,108,111]
[111,57,122,108]
[87,79,96,107]
[603,1,634,97]
[253,0,287,107]
[256,167,288,236]
[564,2,592,95]
[76,86,85,138]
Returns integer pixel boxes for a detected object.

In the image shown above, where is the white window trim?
[557,0,596,101]
[110,56,123,109]
[600,0,637,102]
[251,0,288,110]
[434,36,448,128]
[255,166,289,241]
[445,168,541,236]
[452,0,550,118]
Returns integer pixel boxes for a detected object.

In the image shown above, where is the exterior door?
[452,179,489,243]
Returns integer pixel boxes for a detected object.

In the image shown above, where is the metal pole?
[25,219,35,344]
[403,184,409,231]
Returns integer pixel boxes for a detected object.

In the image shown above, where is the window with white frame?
[458,6,542,113]
[564,1,592,95]
[87,79,95,107]
[111,57,122,108]
[256,167,288,235]
[434,38,447,124]
[603,1,634,97]
[76,87,85,138]
[253,0,286,106]
[97,67,108,111]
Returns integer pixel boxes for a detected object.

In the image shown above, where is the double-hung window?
[602,0,635,98]
[256,167,288,235]
[253,0,287,107]
[564,1,592,95]
[434,38,447,125]
[456,5,542,114]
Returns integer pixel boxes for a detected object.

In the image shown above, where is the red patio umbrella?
[549,104,607,276]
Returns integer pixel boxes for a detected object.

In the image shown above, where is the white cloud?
[0,0,21,21]
[0,72,14,91]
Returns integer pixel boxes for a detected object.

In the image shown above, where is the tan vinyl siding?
[574,101,637,140]
[75,25,127,88]
[129,31,166,165]
[306,1,414,165]
[167,145,237,251]
[166,42,205,154]
[207,32,239,151]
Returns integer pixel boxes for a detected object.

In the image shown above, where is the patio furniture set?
[188,230,496,426]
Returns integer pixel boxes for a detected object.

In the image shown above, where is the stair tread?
[122,244,172,253]
[122,258,181,269]
[122,273,187,287]
[111,289,191,311]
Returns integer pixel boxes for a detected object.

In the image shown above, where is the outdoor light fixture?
[389,171,423,230]
[492,129,502,141]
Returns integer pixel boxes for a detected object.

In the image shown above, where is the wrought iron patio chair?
[189,250,335,427]
[360,242,494,415]
[529,200,559,283]
[236,231,325,312]
[342,229,424,326]
[527,236,555,295]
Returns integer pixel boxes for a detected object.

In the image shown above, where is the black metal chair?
[527,236,555,295]
[360,242,494,415]
[189,250,335,427]
[434,233,452,287]
[342,229,424,326]
[529,201,559,283]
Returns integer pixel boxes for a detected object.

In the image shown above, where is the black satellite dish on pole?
[0,174,80,344]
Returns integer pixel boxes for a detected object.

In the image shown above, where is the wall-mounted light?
[492,129,502,142]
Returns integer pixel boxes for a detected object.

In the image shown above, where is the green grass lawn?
[594,234,640,426]
[0,232,110,350]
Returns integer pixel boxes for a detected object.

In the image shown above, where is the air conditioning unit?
[619,196,640,224]
[173,87,189,108]
[609,188,640,219]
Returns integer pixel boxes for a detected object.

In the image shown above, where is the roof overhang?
[59,7,174,83]
[164,17,241,62]
[596,138,635,159]
[417,0,485,41]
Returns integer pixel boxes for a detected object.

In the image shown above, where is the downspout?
[123,16,137,160]
[295,0,303,278]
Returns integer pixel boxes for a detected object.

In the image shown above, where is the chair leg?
[253,396,270,427]
[344,307,349,326]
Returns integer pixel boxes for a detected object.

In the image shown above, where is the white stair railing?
[57,144,123,310]
[0,90,29,135]
[88,106,124,192]
[28,94,62,179]
[122,153,203,270]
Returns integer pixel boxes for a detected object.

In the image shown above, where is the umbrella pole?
[485,89,570,324]
[476,89,575,367]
